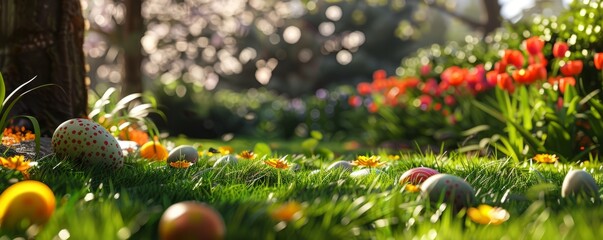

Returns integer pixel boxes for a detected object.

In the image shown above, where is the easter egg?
[399,167,439,185]
[213,155,238,168]
[167,145,199,164]
[420,174,476,211]
[0,181,56,230]
[326,161,353,172]
[140,141,169,161]
[158,201,226,240]
[350,168,383,178]
[52,118,124,169]
[561,170,600,201]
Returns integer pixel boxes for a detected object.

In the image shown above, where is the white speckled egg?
[420,174,476,211]
[51,118,124,169]
[561,170,600,201]
[326,161,353,172]
[167,145,199,164]
[212,155,238,168]
[350,168,383,178]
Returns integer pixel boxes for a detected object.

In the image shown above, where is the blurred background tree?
[80,0,570,138]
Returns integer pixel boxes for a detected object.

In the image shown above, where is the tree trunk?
[0,0,87,134]
[122,0,144,96]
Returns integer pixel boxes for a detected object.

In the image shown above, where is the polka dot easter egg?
[52,118,124,169]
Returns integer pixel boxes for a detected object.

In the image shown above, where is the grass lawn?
[1,138,602,239]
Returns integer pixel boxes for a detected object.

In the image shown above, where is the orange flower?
[532,154,558,164]
[139,141,169,161]
[468,204,510,225]
[119,126,149,146]
[512,68,536,84]
[264,158,289,169]
[0,155,31,179]
[1,155,30,172]
[352,155,384,168]
[2,126,36,146]
[237,151,256,160]
[441,66,468,86]
[169,160,192,169]
[357,82,372,96]
[502,50,525,69]
[271,201,303,222]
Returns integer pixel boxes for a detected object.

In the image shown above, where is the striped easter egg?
[399,167,439,185]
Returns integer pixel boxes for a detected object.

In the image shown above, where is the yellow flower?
[532,154,558,164]
[169,160,192,169]
[468,204,510,225]
[264,158,289,169]
[1,155,31,172]
[405,183,420,193]
[1,155,31,179]
[218,146,234,155]
[271,201,303,221]
[237,150,256,160]
[352,155,384,168]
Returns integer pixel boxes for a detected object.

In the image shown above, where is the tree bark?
[122,0,144,96]
[0,0,87,133]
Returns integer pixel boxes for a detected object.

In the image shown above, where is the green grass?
[1,144,603,239]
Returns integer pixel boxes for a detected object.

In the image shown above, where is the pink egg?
[399,167,439,185]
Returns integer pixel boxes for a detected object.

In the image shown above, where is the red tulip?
[503,50,524,69]
[528,63,547,81]
[357,82,372,95]
[420,64,432,76]
[525,36,544,55]
[373,69,387,80]
[559,76,576,94]
[486,71,498,86]
[497,73,515,93]
[441,66,467,86]
[595,52,603,70]
[348,95,362,107]
[512,68,536,84]
[553,42,569,58]
[560,60,583,76]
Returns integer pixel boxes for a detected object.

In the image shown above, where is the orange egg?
[140,141,169,161]
[159,201,226,240]
[0,180,56,230]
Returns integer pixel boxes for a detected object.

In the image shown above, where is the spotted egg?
[420,174,476,211]
[167,145,199,164]
[399,167,439,185]
[52,118,124,169]
[561,169,600,202]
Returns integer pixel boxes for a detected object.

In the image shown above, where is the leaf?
[461,125,490,136]
[301,138,319,152]
[110,93,142,115]
[2,75,37,106]
[253,142,272,157]
[0,72,5,109]
[310,130,323,140]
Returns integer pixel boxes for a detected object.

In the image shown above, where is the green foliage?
[0,72,56,156]
[88,87,163,139]
[2,149,603,239]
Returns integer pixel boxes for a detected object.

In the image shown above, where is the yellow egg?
[140,141,169,161]
[0,180,56,230]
